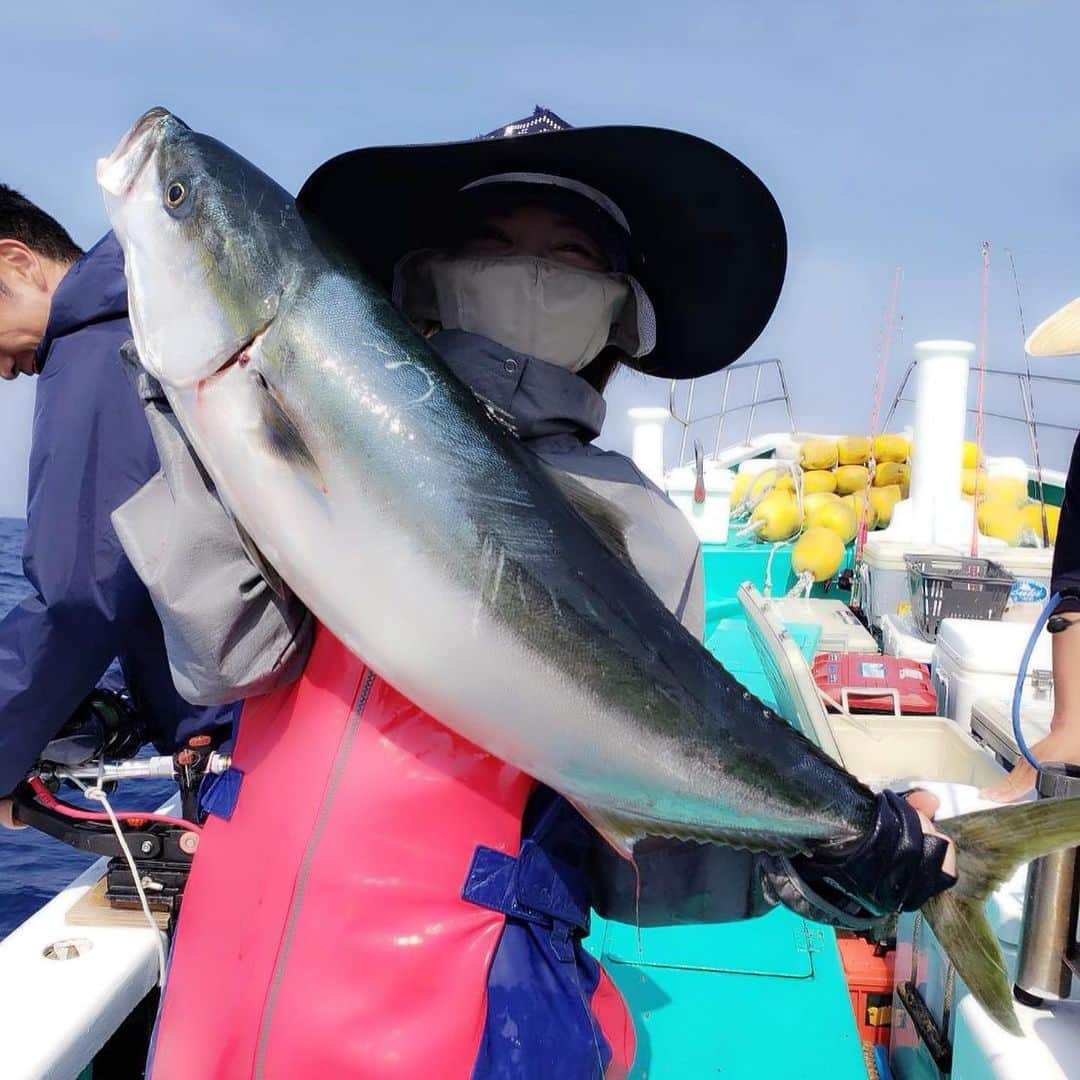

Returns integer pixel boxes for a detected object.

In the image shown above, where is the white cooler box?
[880,612,935,664]
[993,546,1053,623]
[931,618,1053,731]
[860,539,953,628]
[828,714,1003,790]
[766,597,878,654]
[970,696,1054,768]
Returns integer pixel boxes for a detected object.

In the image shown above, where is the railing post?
[678,379,696,466]
[774,360,797,433]
[712,369,734,458]
[745,365,764,445]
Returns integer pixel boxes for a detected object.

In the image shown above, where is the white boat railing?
[882,362,1080,482]
[0,860,161,1080]
[668,358,797,468]
[0,793,179,1078]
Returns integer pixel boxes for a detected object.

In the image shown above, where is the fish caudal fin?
[926,795,1080,1035]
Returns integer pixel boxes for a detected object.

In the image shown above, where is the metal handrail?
[669,358,797,467]
[881,363,1080,469]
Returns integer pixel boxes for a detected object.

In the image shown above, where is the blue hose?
[1013,591,1059,768]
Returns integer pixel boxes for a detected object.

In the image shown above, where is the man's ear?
[0,239,47,292]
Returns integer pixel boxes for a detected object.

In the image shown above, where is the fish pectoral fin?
[544,470,634,566]
[254,378,324,487]
[231,517,289,600]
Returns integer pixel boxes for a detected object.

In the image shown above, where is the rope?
[66,775,168,986]
[970,241,991,556]
[28,776,197,986]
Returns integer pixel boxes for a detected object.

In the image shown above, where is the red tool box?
[812,652,937,715]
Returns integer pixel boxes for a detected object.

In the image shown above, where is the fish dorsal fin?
[231,517,288,600]
[545,469,634,566]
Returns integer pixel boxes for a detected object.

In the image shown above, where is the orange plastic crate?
[837,935,895,1046]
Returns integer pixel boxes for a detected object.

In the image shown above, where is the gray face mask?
[395,251,655,373]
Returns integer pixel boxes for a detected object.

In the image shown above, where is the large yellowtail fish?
[99,108,1080,1034]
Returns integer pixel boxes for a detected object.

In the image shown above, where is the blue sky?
[2,1,1079,516]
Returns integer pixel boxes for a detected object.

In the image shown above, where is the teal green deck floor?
[582,540,867,1079]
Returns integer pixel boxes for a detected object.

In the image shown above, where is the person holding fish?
[96,107,1077,1078]
[0,185,232,833]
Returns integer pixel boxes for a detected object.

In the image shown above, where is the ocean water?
[0,517,174,939]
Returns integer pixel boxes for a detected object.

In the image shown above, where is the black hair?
[578,345,623,394]
[0,185,83,264]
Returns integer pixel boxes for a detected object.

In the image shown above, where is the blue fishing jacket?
[0,233,229,795]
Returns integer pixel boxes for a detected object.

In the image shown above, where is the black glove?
[790,790,957,918]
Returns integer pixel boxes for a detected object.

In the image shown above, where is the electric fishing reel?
[10,690,230,929]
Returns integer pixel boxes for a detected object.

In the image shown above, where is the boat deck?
[583,549,868,1080]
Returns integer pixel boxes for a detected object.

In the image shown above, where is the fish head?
[97,107,299,388]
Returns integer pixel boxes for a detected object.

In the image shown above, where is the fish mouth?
[96,107,175,198]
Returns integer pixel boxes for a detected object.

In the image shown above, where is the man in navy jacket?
[0,185,228,824]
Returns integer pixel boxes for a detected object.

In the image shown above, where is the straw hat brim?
[1026,296,1080,357]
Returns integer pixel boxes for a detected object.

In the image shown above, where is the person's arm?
[983,432,1080,802]
[0,350,139,799]
[982,617,1080,801]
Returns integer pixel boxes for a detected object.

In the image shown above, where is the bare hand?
[980,726,1080,804]
[0,797,26,830]
[905,788,957,877]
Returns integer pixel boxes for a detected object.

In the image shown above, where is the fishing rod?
[850,266,903,611]
[1006,248,1051,546]
[969,242,991,557]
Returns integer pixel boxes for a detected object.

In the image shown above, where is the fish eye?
[164,180,187,209]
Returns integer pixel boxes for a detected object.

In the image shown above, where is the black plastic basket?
[904,554,1015,641]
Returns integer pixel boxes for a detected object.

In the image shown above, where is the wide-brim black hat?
[297,114,786,380]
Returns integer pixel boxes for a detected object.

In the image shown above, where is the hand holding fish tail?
[792,790,957,918]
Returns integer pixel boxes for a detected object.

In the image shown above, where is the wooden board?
[65,876,170,931]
